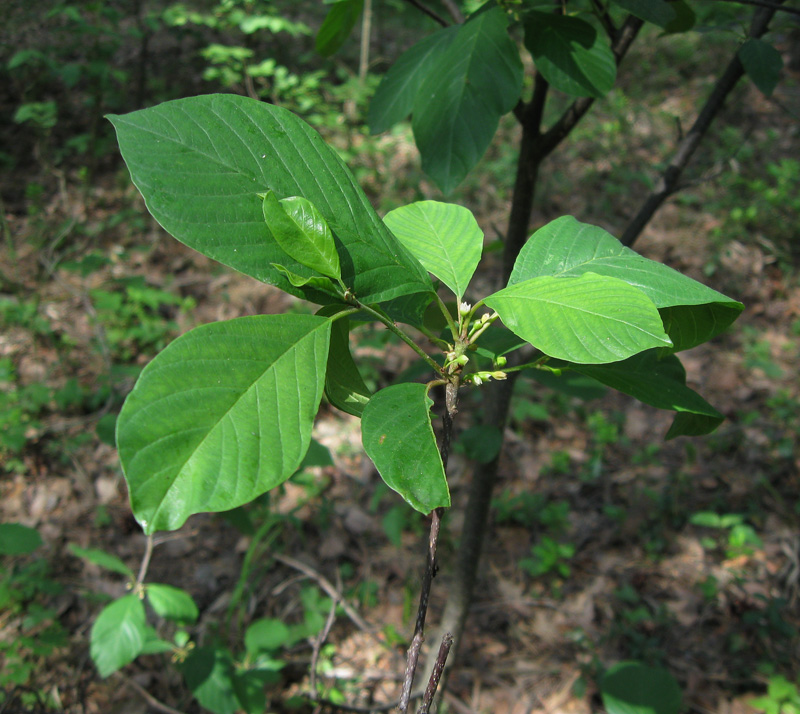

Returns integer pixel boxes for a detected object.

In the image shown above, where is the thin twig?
[310,593,339,699]
[273,553,374,634]
[397,507,444,714]
[402,0,449,26]
[119,673,186,714]
[416,633,453,714]
[440,0,464,23]
[136,534,154,586]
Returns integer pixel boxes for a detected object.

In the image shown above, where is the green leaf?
[139,628,175,655]
[245,617,291,655]
[412,7,523,193]
[116,314,331,534]
[0,523,42,555]
[107,95,433,324]
[524,12,616,98]
[455,425,502,464]
[299,438,334,468]
[261,191,341,280]
[368,27,459,134]
[601,661,682,714]
[662,0,696,34]
[562,350,724,438]
[271,263,339,295]
[68,544,134,577]
[384,201,483,301]
[739,38,782,97]
[323,310,371,417]
[509,216,743,351]
[146,583,199,624]
[90,594,148,677]
[485,273,672,364]
[361,383,450,513]
[609,0,676,28]
[181,646,239,714]
[315,0,363,57]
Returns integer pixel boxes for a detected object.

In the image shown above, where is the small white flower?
[459,301,472,316]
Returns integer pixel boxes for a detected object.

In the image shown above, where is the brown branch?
[119,674,187,714]
[591,0,619,42]
[620,0,783,247]
[402,0,449,26]
[309,592,339,699]
[416,633,453,714]
[398,506,445,713]
[440,0,464,23]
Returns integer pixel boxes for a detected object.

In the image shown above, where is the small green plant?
[690,511,764,558]
[751,675,800,714]
[519,536,576,579]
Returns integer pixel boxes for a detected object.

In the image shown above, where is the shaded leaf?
[316,0,363,57]
[412,7,523,193]
[369,26,459,134]
[663,0,696,34]
[485,273,672,364]
[108,95,433,324]
[524,12,616,98]
[739,38,782,97]
[384,201,483,300]
[323,310,371,417]
[0,523,42,556]
[601,661,681,714]
[509,216,742,351]
[90,594,147,677]
[361,383,449,513]
[610,0,675,27]
[455,424,502,464]
[117,314,331,534]
[181,646,239,714]
[68,544,134,577]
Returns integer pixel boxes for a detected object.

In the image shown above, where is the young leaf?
[116,314,331,534]
[662,0,696,34]
[315,0,364,57]
[383,201,483,301]
[90,594,148,677]
[369,26,459,134]
[108,95,433,323]
[561,350,724,438]
[412,6,523,193]
[609,0,676,28]
[524,12,616,98]
[68,544,134,578]
[261,191,341,281]
[509,216,743,351]
[739,38,782,97]
[245,618,291,656]
[271,263,340,295]
[361,383,450,513]
[146,583,199,624]
[485,273,672,364]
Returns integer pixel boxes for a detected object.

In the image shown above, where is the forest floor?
[2,56,800,714]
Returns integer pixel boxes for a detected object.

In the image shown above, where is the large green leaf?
[108,95,433,324]
[524,12,616,98]
[368,26,459,135]
[361,383,449,513]
[601,661,681,714]
[383,201,483,300]
[485,273,672,364]
[182,646,240,714]
[91,594,148,677]
[315,0,363,57]
[116,314,331,534]
[560,350,724,438]
[609,0,676,27]
[146,583,199,624]
[0,523,42,555]
[509,216,743,351]
[739,38,783,97]
[412,7,523,193]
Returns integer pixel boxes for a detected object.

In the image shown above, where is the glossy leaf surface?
[108,95,433,323]
[324,312,371,417]
[384,200,483,300]
[91,594,147,677]
[369,26,458,134]
[362,383,449,513]
[509,216,742,351]
[117,314,331,534]
[412,7,523,193]
[485,273,672,364]
[261,191,341,280]
[146,583,199,623]
[524,12,616,98]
